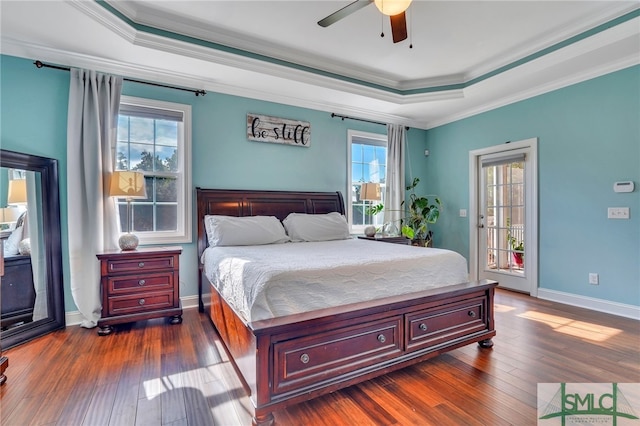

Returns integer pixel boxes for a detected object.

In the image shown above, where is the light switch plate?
[608,207,629,219]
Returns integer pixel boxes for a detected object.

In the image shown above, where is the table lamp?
[109,171,147,250]
[7,179,27,205]
[360,182,381,201]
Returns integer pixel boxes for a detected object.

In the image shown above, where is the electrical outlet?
[459,209,467,217]
[589,273,599,285]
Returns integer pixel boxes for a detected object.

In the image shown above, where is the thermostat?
[613,181,634,193]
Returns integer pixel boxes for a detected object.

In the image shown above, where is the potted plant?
[366,177,441,246]
[506,220,524,267]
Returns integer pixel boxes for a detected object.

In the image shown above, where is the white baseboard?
[65,295,200,327]
[65,291,640,325]
[537,288,640,320]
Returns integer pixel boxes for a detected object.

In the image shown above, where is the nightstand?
[358,235,411,245]
[96,246,182,336]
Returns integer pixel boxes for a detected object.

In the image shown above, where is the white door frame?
[468,138,538,296]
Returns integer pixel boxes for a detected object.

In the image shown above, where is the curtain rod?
[34,60,207,97]
[330,113,409,130]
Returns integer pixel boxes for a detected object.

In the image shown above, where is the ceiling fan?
[318,0,411,43]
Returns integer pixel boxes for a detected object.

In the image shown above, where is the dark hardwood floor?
[1,289,638,425]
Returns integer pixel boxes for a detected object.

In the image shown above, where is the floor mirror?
[1,149,65,351]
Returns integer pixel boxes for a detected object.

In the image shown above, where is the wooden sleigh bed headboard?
[195,188,345,260]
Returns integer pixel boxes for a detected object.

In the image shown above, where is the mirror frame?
[1,149,65,349]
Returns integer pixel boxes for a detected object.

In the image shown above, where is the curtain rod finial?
[34,60,44,68]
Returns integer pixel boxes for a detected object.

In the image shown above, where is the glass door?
[479,152,530,292]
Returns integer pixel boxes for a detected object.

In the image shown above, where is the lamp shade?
[7,179,27,204]
[109,171,147,199]
[374,0,412,16]
[361,183,381,201]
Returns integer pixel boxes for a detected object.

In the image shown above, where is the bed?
[197,188,497,426]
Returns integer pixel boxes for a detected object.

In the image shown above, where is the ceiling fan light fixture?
[374,0,412,16]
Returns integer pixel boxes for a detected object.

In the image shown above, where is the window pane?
[129,117,154,144]
[352,144,362,163]
[362,144,375,163]
[116,203,127,233]
[352,163,364,183]
[115,142,130,170]
[375,146,386,166]
[155,120,177,146]
[117,116,129,141]
[156,177,177,202]
[352,205,364,225]
[130,146,153,171]
[157,205,177,231]
[155,146,178,172]
[133,204,153,232]
[369,160,382,183]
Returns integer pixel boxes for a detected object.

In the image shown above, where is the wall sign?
[247,113,310,147]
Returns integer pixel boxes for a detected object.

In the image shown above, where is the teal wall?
[0,54,426,312]
[4,53,636,312]
[425,65,640,307]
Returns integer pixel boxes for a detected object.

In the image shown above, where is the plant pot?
[412,238,432,248]
[512,252,524,268]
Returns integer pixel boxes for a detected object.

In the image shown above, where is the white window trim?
[347,129,387,234]
[118,95,192,245]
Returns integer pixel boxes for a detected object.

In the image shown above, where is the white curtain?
[384,124,406,227]
[67,69,123,328]
[25,172,46,320]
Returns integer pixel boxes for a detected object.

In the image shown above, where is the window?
[347,130,387,234]
[115,96,192,244]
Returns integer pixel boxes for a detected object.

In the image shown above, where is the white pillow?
[3,225,23,257]
[283,212,350,242]
[204,215,290,246]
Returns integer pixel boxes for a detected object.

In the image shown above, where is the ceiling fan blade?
[318,0,373,27]
[390,12,408,43]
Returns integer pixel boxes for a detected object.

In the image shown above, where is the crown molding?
[425,29,640,129]
[103,1,639,93]
[67,0,137,44]
[464,3,640,83]
[0,36,428,129]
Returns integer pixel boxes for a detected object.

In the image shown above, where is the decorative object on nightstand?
[364,225,377,237]
[109,170,147,251]
[96,246,182,335]
[361,182,381,237]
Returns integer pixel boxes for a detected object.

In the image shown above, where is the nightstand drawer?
[108,272,173,294]
[106,256,175,274]
[107,292,174,316]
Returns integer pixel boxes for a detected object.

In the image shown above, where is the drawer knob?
[138,279,146,286]
[138,262,145,268]
[300,353,310,364]
[377,334,386,343]
[419,323,428,331]
[138,299,145,306]
[468,310,476,318]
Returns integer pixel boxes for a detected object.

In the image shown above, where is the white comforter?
[202,238,469,322]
